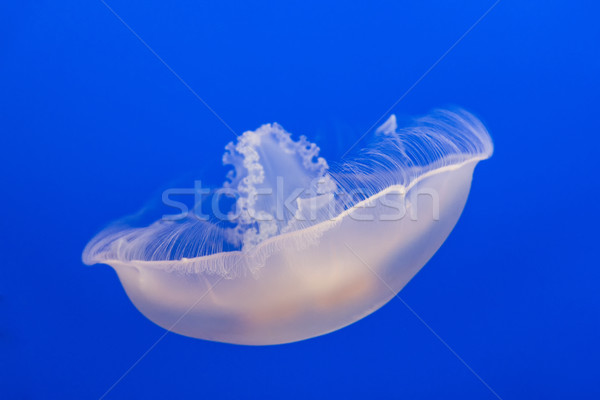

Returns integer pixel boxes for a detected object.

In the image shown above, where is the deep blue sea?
[1,1,599,399]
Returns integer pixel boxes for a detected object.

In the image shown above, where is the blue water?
[1,1,599,398]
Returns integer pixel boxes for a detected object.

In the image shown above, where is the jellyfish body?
[83,109,493,345]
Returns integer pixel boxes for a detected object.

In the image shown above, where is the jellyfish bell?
[83,108,493,345]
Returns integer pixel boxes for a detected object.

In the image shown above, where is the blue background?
[1,1,599,399]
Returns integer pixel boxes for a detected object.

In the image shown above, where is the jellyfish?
[83,108,493,345]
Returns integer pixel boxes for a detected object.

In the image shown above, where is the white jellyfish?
[83,108,493,345]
